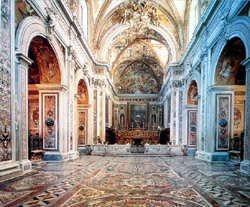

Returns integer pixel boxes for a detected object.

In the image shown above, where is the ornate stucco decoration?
[113,0,160,33]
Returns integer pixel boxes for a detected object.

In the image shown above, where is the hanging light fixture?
[118,0,160,33]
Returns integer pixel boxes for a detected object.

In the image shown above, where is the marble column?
[16,53,33,172]
[240,57,250,175]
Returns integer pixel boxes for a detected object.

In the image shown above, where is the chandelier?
[119,0,160,32]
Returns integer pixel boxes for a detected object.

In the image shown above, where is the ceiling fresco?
[87,0,193,95]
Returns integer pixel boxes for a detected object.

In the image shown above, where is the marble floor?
[0,155,250,207]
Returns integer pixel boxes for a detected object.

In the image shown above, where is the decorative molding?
[16,53,33,68]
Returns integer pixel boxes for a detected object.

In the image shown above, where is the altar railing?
[90,144,188,156]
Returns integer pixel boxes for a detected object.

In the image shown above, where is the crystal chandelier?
[119,0,160,32]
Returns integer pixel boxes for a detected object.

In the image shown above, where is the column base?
[240,160,250,175]
[196,151,230,162]
[20,159,32,173]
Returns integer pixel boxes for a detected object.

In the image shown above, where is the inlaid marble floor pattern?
[0,156,250,207]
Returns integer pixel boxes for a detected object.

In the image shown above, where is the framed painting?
[128,103,147,128]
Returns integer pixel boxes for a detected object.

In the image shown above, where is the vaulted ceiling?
[86,0,194,95]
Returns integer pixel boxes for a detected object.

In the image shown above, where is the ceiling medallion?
[117,0,160,33]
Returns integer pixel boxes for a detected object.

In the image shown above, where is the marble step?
[0,164,22,182]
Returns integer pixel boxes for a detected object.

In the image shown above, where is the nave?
[0,155,249,207]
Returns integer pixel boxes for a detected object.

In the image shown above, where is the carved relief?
[77,79,89,104]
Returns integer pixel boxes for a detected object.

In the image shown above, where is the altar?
[116,129,160,145]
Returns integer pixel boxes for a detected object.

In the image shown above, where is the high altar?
[116,129,160,145]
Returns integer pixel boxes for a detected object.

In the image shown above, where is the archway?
[214,37,246,162]
[27,36,61,161]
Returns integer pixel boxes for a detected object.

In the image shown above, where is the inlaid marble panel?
[188,110,197,145]
[21,68,27,159]
[43,94,58,150]
[28,99,39,137]
[93,90,97,142]
[0,0,12,161]
[0,156,249,206]
[78,111,86,145]
[216,95,231,150]
[246,69,250,160]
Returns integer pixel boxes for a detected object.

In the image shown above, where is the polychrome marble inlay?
[0,156,249,206]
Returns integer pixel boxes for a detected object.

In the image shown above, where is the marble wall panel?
[43,94,58,150]
[216,95,231,151]
[93,90,97,142]
[188,110,197,145]
[78,111,86,145]
[0,0,12,161]
[246,70,250,160]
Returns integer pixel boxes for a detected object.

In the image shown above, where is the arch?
[214,37,246,85]
[98,24,178,64]
[211,16,250,85]
[15,16,66,85]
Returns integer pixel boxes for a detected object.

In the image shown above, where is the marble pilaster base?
[78,146,91,154]
[19,159,32,173]
[196,151,230,162]
[240,160,250,175]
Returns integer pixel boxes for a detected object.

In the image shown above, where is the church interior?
[0,0,250,206]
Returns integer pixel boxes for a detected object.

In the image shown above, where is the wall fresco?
[0,0,12,161]
[78,111,86,145]
[77,79,89,104]
[216,95,231,151]
[43,95,57,150]
[117,62,161,94]
[187,81,198,105]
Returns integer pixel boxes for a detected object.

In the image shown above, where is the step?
[0,167,22,182]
